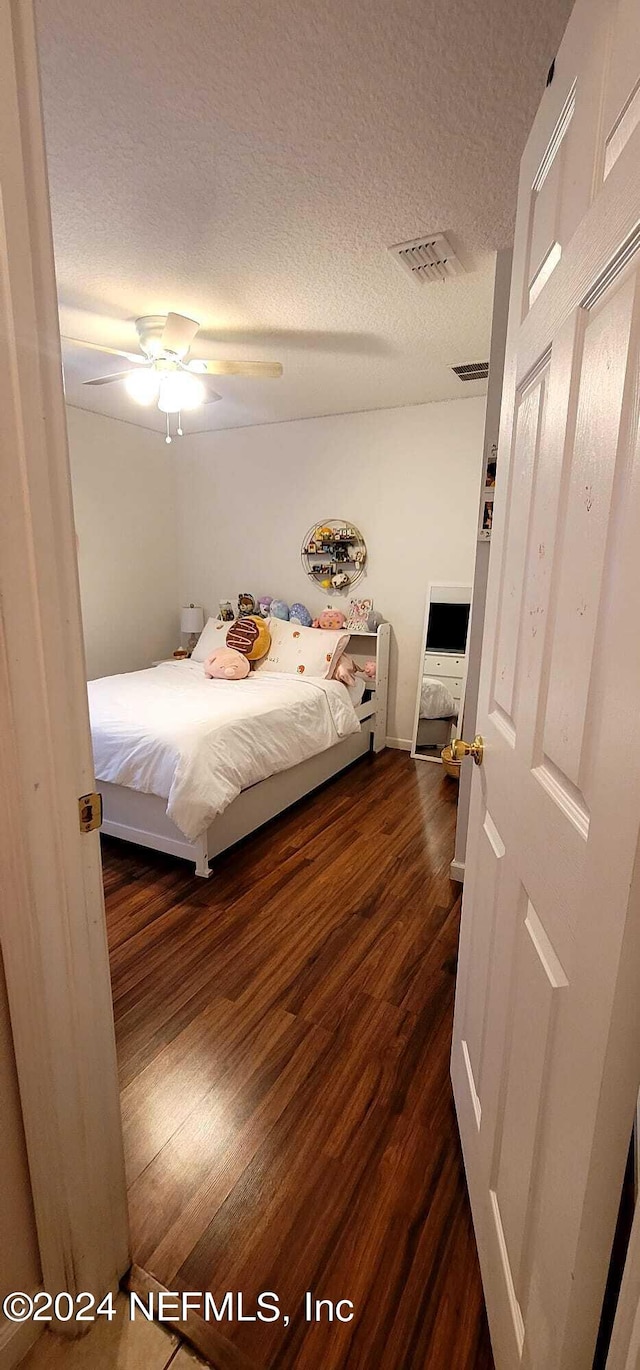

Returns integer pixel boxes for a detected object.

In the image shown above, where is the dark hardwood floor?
[103,750,494,1370]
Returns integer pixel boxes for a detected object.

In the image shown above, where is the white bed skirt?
[100,723,372,877]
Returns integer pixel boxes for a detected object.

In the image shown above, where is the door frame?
[0,0,128,1323]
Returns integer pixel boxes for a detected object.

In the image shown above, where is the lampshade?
[124,368,160,405]
[181,604,204,634]
[158,371,206,414]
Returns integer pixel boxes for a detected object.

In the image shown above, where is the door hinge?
[78,792,102,833]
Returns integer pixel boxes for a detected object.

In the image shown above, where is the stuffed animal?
[226,615,271,661]
[204,647,250,680]
[332,655,376,687]
[237,592,256,617]
[270,599,290,620]
[333,654,358,686]
[312,607,347,630]
[367,610,384,632]
[331,570,350,590]
[256,596,272,618]
[290,602,313,627]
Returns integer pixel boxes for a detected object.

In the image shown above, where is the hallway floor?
[19,1292,202,1369]
[103,750,493,1369]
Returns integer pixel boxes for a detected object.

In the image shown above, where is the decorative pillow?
[255,616,349,678]
[191,616,230,662]
[204,647,250,680]
[226,615,271,661]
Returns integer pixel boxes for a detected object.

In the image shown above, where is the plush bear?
[204,647,250,680]
[290,602,313,627]
[270,599,290,620]
[312,607,347,630]
[237,592,256,617]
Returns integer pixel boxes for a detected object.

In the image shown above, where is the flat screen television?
[426,601,470,655]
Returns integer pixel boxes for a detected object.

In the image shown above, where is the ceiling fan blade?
[62,336,145,365]
[83,370,139,386]
[161,313,200,357]
[190,359,283,378]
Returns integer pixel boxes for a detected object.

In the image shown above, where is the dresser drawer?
[424,653,465,677]
[436,676,463,699]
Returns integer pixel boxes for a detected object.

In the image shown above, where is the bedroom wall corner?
[66,407,179,678]
[174,397,486,742]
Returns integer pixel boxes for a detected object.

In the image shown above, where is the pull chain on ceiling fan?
[62,313,283,441]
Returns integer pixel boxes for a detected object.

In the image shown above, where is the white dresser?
[422,652,465,717]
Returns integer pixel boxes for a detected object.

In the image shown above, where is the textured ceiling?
[36,0,572,433]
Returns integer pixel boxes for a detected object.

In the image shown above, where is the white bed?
[92,624,389,877]
[415,665,458,751]
[419,672,456,721]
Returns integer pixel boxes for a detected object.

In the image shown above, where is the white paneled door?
[451,1,640,1367]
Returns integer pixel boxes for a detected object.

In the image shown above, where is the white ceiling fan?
[62,313,283,441]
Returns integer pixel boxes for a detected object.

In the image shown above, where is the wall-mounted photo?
[479,494,494,541]
[484,446,497,487]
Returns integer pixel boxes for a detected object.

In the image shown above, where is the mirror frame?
[411,581,473,764]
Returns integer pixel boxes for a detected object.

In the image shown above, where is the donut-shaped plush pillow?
[226,615,271,661]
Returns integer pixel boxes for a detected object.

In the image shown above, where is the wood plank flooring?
[103,750,493,1370]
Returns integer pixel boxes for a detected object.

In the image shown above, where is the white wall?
[176,398,485,743]
[67,407,179,678]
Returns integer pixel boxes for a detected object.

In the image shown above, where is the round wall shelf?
[301,520,367,593]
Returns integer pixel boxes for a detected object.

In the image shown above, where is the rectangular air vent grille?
[389,233,465,284]
[452,361,489,382]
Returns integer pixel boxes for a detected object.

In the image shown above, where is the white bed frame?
[99,624,390,877]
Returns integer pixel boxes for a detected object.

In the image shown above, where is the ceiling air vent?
[452,361,489,382]
[389,233,465,284]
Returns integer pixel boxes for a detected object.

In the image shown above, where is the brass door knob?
[451,735,484,766]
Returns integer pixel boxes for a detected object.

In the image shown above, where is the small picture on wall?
[484,439,497,488]
[479,495,494,541]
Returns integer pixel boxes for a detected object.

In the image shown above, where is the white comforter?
[420,674,457,720]
[88,661,360,841]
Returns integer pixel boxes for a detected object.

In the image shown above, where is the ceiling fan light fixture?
[124,368,160,405]
[157,370,206,413]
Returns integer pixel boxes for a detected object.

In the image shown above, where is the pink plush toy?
[333,654,358,686]
[204,647,250,680]
[333,655,377,687]
[312,608,347,630]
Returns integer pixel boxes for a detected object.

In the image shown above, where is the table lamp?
[181,604,204,654]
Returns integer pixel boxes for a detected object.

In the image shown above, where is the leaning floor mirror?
[411,583,472,762]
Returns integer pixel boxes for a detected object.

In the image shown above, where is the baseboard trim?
[387,737,413,751]
[0,1291,43,1370]
[450,858,465,884]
